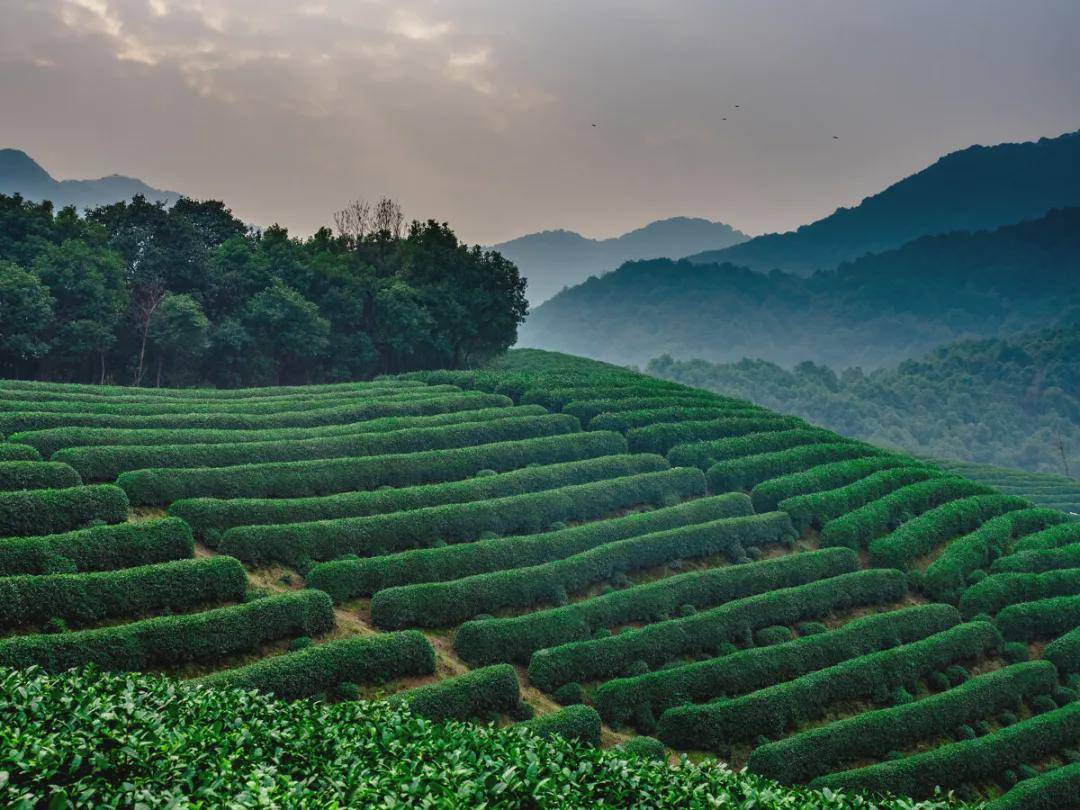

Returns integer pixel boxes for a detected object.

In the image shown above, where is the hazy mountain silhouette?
[492,217,748,305]
[0,149,180,210]
[688,129,1080,275]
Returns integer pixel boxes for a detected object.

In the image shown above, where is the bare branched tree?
[333,196,404,243]
[372,196,405,239]
[333,199,371,243]
[132,280,166,387]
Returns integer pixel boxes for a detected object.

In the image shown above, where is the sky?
[1,0,1078,245]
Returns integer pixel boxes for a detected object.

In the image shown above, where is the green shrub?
[13,405,541,459]
[221,468,706,566]
[996,595,1080,641]
[0,518,193,576]
[371,511,793,630]
[627,416,806,456]
[593,605,957,728]
[657,621,1003,752]
[993,542,1080,575]
[754,626,795,646]
[393,664,522,722]
[0,556,247,629]
[985,762,1080,810]
[813,702,1080,799]
[517,705,603,746]
[0,392,510,435]
[778,467,944,535]
[172,454,667,545]
[667,428,842,470]
[1010,523,1080,553]
[925,508,1069,601]
[0,590,334,672]
[961,570,1080,618]
[0,461,80,492]
[553,682,585,706]
[1003,642,1031,663]
[589,405,764,434]
[194,631,435,699]
[56,414,579,482]
[119,430,625,505]
[454,547,856,668]
[1045,627,1080,675]
[522,386,706,412]
[0,443,42,461]
[308,496,748,599]
[749,456,926,513]
[615,736,667,760]
[0,484,128,537]
[868,495,1031,571]
[524,568,906,692]
[819,478,995,551]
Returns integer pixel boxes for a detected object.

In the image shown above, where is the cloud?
[388,10,451,42]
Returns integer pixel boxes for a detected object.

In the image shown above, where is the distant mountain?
[688,129,1080,275]
[520,207,1080,369]
[0,149,180,210]
[492,217,748,306]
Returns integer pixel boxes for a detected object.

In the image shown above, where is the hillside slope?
[687,129,1080,275]
[521,207,1080,369]
[1,349,1078,806]
[647,322,1080,474]
[493,217,747,306]
[0,148,180,210]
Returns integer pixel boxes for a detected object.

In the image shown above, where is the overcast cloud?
[1,0,1078,243]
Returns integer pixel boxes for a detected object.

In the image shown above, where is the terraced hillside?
[933,459,1080,517]
[1,349,1078,807]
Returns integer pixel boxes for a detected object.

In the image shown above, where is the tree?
[0,261,53,375]
[243,280,330,384]
[148,293,210,386]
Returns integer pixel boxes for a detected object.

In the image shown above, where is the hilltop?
[521,207,1080,369]
[687,129,1080,275]
[0,148,180,210]
[492,217,748,306]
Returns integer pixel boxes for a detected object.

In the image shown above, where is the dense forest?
[521,207,1080,369]
[648,322,1080,474]
[0,193,527,387]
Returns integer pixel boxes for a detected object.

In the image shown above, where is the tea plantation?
[1,348,1077,807]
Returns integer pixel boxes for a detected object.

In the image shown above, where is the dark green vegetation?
[0,192,527,385]
[649,322,1080,475]
[2,349,1078,808]
[523,207,1080,370]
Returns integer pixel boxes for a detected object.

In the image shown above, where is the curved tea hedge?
[516,704,603,747]
[0,556,248,629]
[749,456,926,513]
[778,466,943,535]
[219,467,706,566]
[393,664,523,722]
[593,604,959,728]
[0,443,42,462]
[0,392,511,435]
[454,548,856,668]
[627,416,806,456]
[521,385,703,411]
[813,702,1080,799]
[748,660,1059,785]
[867,494,1031,570]
[656,621,1002,751]
[369,512,798,630]
[0,518,194,576]
[819,477,995,551]
[0,590,335,672]
[589,406,765,434]
[0,377,421,399]
[667,428,842,470]
[0,484,128,537]
[13,405,544,459]
[1044,626,1080,675]
[56,413,579,481]
[961,570,1080,618]
[119,430,626,505]
[1011,523,1080,553]
[193,631,436,700]
[924,508,1070,601]
[985,762,1080,810]
[995,594,1080,641]
[708,443,884,494]
[0,461,81,491]
[172,454,667,545]
[993,542,1080,574]
[307,496,748,598]
[523,568,907,692]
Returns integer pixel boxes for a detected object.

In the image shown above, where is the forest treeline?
[0,193,527,387]
[648,323,1080,474]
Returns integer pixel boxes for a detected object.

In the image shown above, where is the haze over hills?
[520,207,1080,369]
[491,217,748,306]
[0,149,180,210]
[688,129,1080,275]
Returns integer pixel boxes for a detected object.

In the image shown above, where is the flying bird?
[591,123,598,127]
[833,135,839,139]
